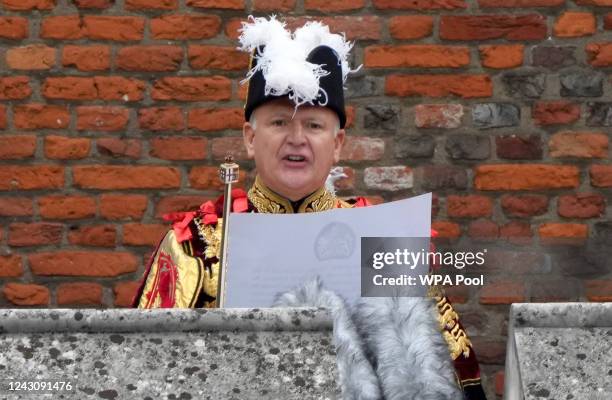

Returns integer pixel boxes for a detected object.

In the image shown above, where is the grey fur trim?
[354,297,463,400]
[274,278,382,400]
[274,278,462,400]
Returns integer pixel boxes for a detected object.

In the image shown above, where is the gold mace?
[216,154,239,308]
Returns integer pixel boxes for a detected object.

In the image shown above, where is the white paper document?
[224,193,432,308]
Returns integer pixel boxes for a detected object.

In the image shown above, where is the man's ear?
[243,121,255,159]
[333,129,345,163]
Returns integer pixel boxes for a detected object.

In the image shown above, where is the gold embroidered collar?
[247,175,337,213]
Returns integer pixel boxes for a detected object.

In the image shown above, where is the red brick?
[45,135,91,160]
[468,219,499,240]
[139,107,184,131]
[605,14,612,30]
[97,138,141,159]
[389,16,434,40]
[0,255,23,277]
[586,43,612,67]
[340,137,385,161]
[253,0,294,11]
[480,0,562,5]
[39,196,96,219]
[40,15,84,40]
[211,137,249,160]
[94,76,146,101]
[29,251,138,277]
[155,195,210,218]
[475,164,579,190]
[440,15,547,41]
[188,167,247,191]
[224,18,244,40]
[373,0,466,9]
[6,45,55,70]
[151,15,220,40]
[499,221,532,245]
[152,77,231,101]
[68,225,116,247]
[432,221,461,239]
[590,165,612,187]
[1,0,55,10]
[188,45,249,70]
[447,195,493,218]
[117,46,183,72]
[549,132,608,158]
[2,283,49,306]
[365,45,469,68]
[284,16,383,41]
[0,76,32,100]
[575,0,612,6]
[0,105,5,129]
[114,281,141,307]
[495,134,542,160]
[386,75,492,98]
[100,194,148,220]
[0,17,28,40]
[72,0,113,8]
[62,45,110,71]
[533,101,580,125]
[501,194,548,217]
[9,223,63,247]
[76,106,129,132]
[73,165,181,189]
[554,12,596,38]
[415,104,464,128]
[539,223,588,245]
[585,280,612,302]
[480,281,525,304]
[187,0,244,8]
[125,0,177,9]
[188,108,243,131]
[57,282,103,306]
[558,193,605,219]
[150,137,207,160]
[0,166,64,190]
[0,135,36,159]
[83,16,145,41]
[123,223,168,246]
[305,0,364,11]
[479,44,524,69]
[14,104,68,129]
[43,77,97,100]
[0,197,33,216]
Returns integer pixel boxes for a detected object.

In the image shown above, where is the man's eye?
[308,122,323,130]
[272,120,286,126]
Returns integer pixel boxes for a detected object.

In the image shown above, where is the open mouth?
[284,155,307,162]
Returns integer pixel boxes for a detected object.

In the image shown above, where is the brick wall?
[1,0,612,397]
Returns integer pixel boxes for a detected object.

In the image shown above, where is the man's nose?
[287,122,307,145]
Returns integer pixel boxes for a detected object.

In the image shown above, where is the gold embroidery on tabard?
[247,176,291,213]
[299,186,336,213]
[435,295,472,360]
[247,175,337,214]
[195,216,223,306]
[201,219,222,260]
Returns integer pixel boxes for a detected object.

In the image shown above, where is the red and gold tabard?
[131,176,487,399]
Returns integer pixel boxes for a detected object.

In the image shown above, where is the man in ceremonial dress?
[131,16,487,400]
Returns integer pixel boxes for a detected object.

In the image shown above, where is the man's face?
[243,98,345,201]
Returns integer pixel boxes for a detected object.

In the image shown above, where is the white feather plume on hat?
[237,15,359,108]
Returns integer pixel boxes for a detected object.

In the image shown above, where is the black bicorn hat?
[244,44,347,128]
